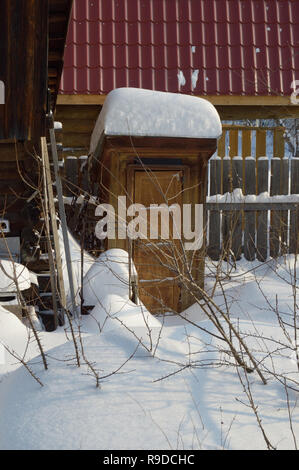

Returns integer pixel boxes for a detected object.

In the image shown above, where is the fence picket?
[280,158,289,254]
[222,157,232,258]
[256,130,267,158]
[231,157,243,260]
[229,130,239,157]
[244,157,256,260]
[242,130,252,158]
[290,158,299,254]
[65,156,79,197]
[270,158,281,258]
[207,157,221,260]
[256,158,268,261]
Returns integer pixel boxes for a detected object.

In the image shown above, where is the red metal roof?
[60,0,299,96]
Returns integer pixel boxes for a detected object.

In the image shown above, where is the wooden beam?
[57,94,299,107]
[57,95,107,105]
[205,202,298,211]
[216,105,299,120]
[48,51,63,61]
[202,95,294,106]
[48,68,58,77]
[56,95,299,119]
[0,143,29,161]
[49,13,67,23]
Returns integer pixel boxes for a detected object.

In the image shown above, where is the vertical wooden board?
[221,157,232,258]
[244,157,256,260]
[231,211,242,260]
[273,128,285,158]
[107,152,120,250]
[65,156,79,197]
[232,157,243,189]
[242,130,252,158]
[291,158,299,194]
[222,156,232,193]
[209,157,221,196]
[78,156,89,192]
[256,130,267,158]
[245,157,257,195]
[229,129,239,157]
[207,157,221,260]
[270,158,281,258]
[257,157,268,194]
[280,159,289,254]
[256,158,269,261]
[217,131,226,157]
[290,158,299,254]
[231,157,243,260]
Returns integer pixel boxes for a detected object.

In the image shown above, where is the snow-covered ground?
[0,245,298,450]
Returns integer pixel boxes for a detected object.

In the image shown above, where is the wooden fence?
[206,156,299,261]
[219,124,285,159]
[60,124,299,262]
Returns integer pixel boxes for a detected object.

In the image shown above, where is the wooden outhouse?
[88,88,221,314]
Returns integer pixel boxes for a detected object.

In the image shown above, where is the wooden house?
[56,0,299,159]
[0,0,73,328]
[0,0,72,239]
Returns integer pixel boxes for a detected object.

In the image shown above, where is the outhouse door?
[133,169,183,313]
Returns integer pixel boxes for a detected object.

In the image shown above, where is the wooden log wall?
[54,104,102,157]
[0,0,49,141]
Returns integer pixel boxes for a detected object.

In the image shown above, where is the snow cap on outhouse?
[90,88,222,155]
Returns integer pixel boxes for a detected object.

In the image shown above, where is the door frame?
[127,165,189,313]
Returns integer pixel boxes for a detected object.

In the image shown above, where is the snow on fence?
[206,156,299,261]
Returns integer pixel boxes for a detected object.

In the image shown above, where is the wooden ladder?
[37,134,67,331]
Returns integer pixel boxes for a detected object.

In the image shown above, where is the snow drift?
[82,248,161,334]
[0,260,34,293]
